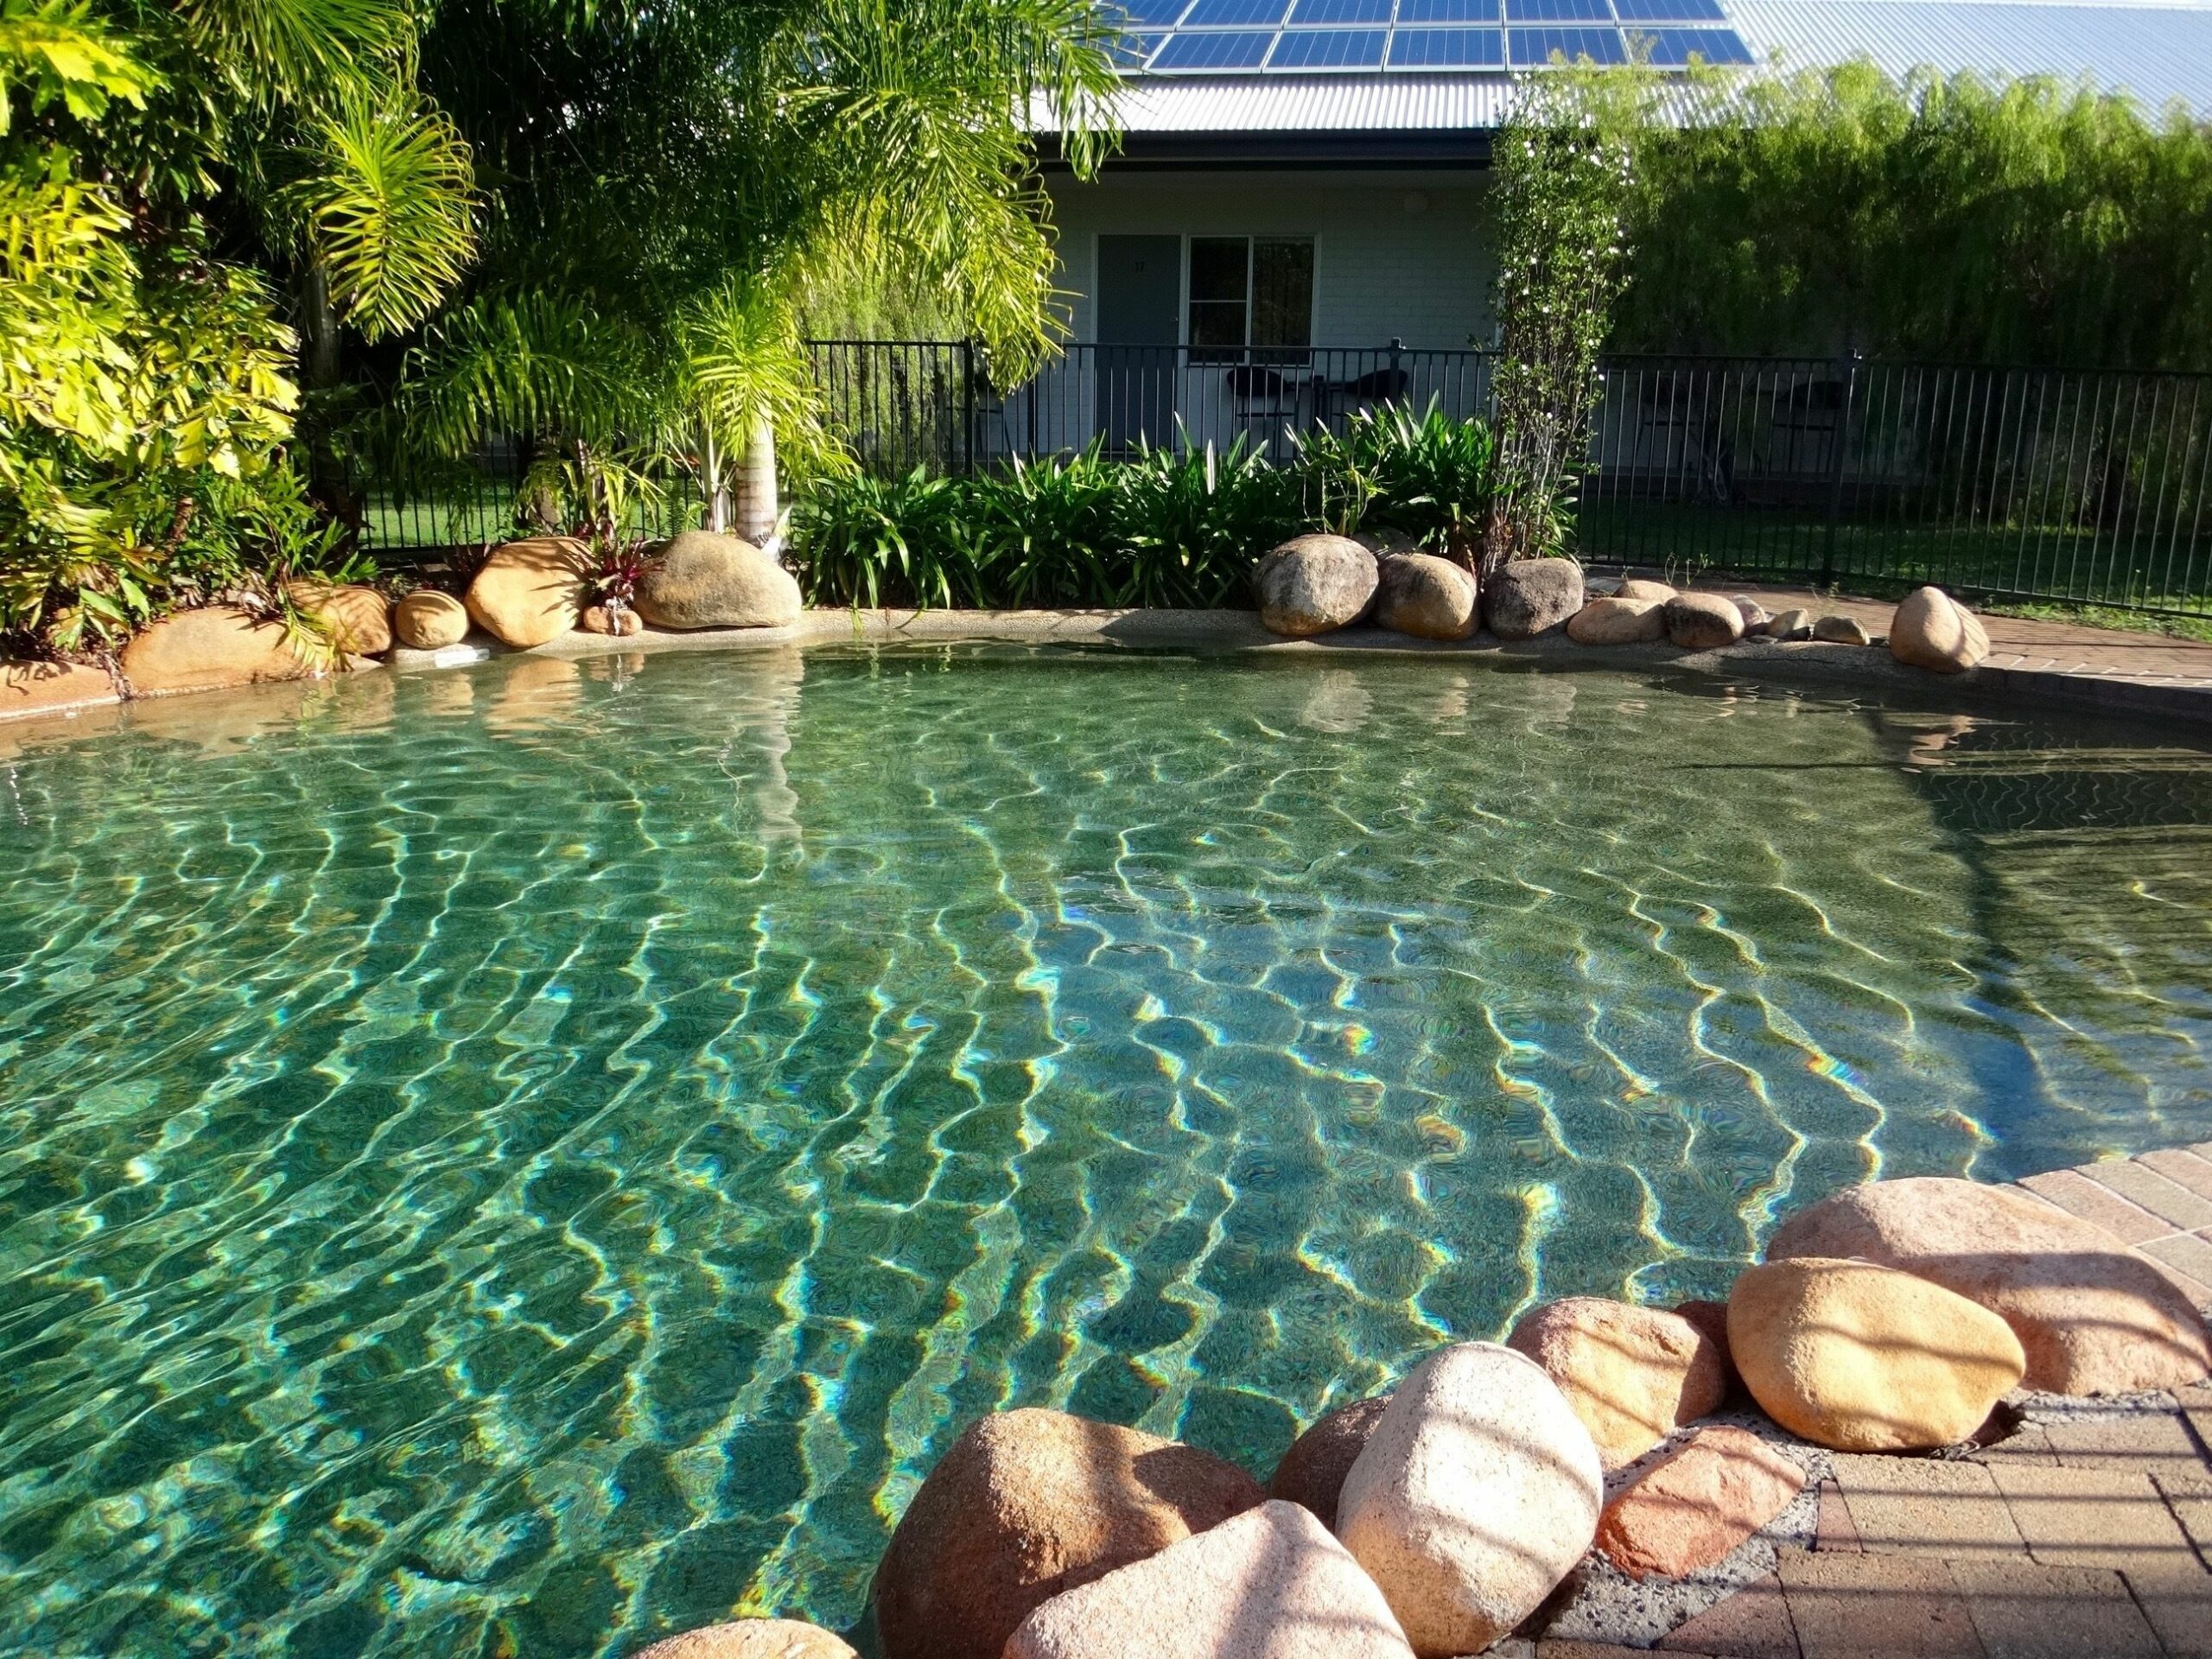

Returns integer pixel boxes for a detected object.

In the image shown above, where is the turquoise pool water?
[2,644,2209,1657]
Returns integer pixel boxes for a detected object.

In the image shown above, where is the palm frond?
[283,88,477,339]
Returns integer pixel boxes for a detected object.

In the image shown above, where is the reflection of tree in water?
[1879,703,2212,1172]
[709,646,804,857]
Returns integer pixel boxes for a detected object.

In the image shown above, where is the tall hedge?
[1613,61,2212,368]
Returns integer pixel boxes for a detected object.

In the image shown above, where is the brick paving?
[1540,1141,2212,1657]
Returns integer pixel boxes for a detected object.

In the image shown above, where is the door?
[1095,235,1181,452]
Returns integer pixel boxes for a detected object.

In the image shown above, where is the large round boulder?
[635,531,803,630]
[632,1621,857,1659]
[118,606,321,697]
[1482,557,1585,639]
[1727,1256,2025,1452]
[1616,577,1677,602]
[1004,1499,1414,1659]
[1766,607,1814,642]
[393,590,470,650]
[1890,587,1991,674]
[1664,593,1746,651]
[1375,553,1478,641]
[465,536,594,648]
[1267,1394,1392,1529]
[1255,534,1378,637]
[1765,1176,2211,1394]
[285,582,392,656]
[1566,596,1667,645]
[872,1408,1266,1659]
[1338,1342,1603,1657]
[1,659,120,720]
[1506,1297,1730,1471]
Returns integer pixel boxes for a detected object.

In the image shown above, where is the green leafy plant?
[1112,435,1304,608]
[1484,68,1643,570]
[788,466,987,609]
[1297,398,1496,563]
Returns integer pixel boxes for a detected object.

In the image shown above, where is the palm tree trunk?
[733,415,779,552]
[298,261,360,538]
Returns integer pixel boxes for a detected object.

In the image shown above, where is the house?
[1004,0,2212,455]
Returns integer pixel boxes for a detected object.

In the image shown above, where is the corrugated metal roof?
[1038,0,2212,131]
[1094,72,1516,129]
[1730,1,2212,111]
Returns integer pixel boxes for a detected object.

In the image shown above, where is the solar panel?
[1611,0,1727,20]
[1111,29,1166,65]
[1395,0,1502,20]
[1127,0,1753,75]
[1505,0,1611,21]
[1270,26,1389,65]
[1630,24,1752,63]
[1508,24,1627,63]
[1287,0,1393,22]
[1152,28,1276,67]
[1179,0,1292,24]
[1107,0,1194,23]
[1388,25,1505,65]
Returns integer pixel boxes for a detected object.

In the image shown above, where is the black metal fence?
[360,342,2212,616]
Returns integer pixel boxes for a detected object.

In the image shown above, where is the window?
[1187,236,1315,365]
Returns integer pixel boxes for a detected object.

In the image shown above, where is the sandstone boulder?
[1567,596,1667,645]
[1268,1395,1392,1529]
[1890,587,1992,674]
[1338,1342,1602,1657]
[631,1621,857,1659]
[1506,1298,1731,1471]
[1728,1256,2025,1451]
[1665,593,1747,652]
[1005,1499,1414,1659]
[393,590,470,650]
[582,603,645,637]
[466,537,594,648]
[285,582,392,656]
[1256,534,1378,637]
[1595,1426,1805,1581]
[1767,607,1814,642]
[1,659,118,721]
[1483,558,1586,639]
[635,531,802,630]
[1616,577,1677,602]
[872,1408,1266,1659]
[1812,613,1871,645]
[1672,1299,1738,1395]
[1734,597,1773,633]
[1375,553,1478,641]
[1765,1176,2211,1394]
[119,607,321,697]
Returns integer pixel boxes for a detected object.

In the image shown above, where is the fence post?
[962,340,978,477]
[1821,351,1862,588]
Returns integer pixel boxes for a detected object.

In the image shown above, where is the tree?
[1481,67,1642,570]
[389,0,1122,548]
[0,0,476,650]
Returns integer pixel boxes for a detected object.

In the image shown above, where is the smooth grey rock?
[1483,558,1586,639]
[1375,553,1478,641]
[635,531,802,630]
[1255,534,1378,638]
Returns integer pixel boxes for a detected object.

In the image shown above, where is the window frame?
[1182,233,1318,366]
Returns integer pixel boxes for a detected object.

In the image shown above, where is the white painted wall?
[1042,168,1496,350]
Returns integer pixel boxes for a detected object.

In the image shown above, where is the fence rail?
[359,342,2212,617]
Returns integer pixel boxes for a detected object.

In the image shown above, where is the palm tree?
[388,0,1124,553]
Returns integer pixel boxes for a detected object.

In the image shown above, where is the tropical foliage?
[387,0,1122,539]
[1618,62,2212,367]
[1482,67,1638,569]
[0,0,474,650]
[789,414,1490,610]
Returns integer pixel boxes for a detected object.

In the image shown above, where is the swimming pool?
[2,644,2208,1656]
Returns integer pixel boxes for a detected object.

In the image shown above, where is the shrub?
[1298,399,1496,563]
[787,467,988,608]
[1110,435,1304,608]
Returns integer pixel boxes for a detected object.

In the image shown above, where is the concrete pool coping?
[6,594,2211,733]
[405,600,2212,730]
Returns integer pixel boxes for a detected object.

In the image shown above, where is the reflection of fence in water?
[359,344,2210,615]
